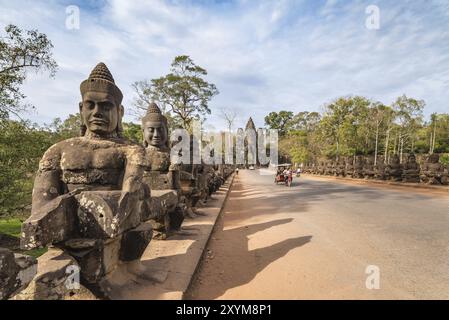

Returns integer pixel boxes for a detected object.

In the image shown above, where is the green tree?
[122,122,143,144]
[290,111,321,132]
[47,113,81,141]
[391,95,424,161]
[264,111,294,137]
[0,119,55,217]
[0,24,57,119]
[132,55,219,131]
[366,103,394,165]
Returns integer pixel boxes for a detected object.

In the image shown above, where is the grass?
[25,247,48,258]
[0,217,22,237]
[0,217,47,258]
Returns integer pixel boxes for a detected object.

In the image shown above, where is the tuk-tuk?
[275,164,292,186]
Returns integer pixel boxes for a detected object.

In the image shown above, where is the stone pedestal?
[12,248,96,300]
[0,248,37,300]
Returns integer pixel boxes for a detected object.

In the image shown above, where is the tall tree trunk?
[384,128,390,163]
[393,134,397,156]
[429,132,433,154]
[374,122,379,166]
[432,122,437,153]
[336,138,339,162]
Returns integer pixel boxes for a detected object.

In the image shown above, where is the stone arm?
[31,170,63,215]
[31,145,64,215]
[22,144,78,249]
[168,163,182,190]
[115,146,147,229]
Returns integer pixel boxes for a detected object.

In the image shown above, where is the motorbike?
[285,173,293,187]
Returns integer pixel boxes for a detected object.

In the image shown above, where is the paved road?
[186,169,449,300]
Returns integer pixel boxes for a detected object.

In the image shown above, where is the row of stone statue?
[302,153,448,185]
[0,63,235,300]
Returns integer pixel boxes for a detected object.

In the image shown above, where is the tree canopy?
[0,24,57,119]
[269,95,440,165]
[132,55,219,131]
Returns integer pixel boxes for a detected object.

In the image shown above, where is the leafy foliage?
[264,111,294,137]
[270,95,443,165]
[132,55,219,131]
[0,119,55,216]
[122,122,143,144]
[0,24,57,119]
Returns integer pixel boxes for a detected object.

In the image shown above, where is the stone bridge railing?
[301,154,448,186]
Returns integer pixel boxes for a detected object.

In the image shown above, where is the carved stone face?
[80,91,118,136]
[391,155,400,164]
[143,120,168,148]
[427,154,439,163]
[408,154,416,163]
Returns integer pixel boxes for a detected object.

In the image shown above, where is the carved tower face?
[143,120,168,148]
[80,91,119,136]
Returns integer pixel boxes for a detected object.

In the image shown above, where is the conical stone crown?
[143,102,167,124]
[88,62,115,83]
[147,102,162,115]
[80,62,123,105]
[245,117,256,130]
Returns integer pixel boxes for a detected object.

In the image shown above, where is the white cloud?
[0,0,448,130]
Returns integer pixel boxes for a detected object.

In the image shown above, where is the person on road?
[236,167,239,175]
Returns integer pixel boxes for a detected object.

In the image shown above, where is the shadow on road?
[186,217,312,299]
[223,174,419,224]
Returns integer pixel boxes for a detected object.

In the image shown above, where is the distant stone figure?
[20,63,152,295]
[402,154,421,183]
[385,154,403,181]
[142,102,184,239]
[334,158,346,177]
[363,157,375,179]
[374,156,387,180]
[179,163,202,217]
[318,161,326,175]
[345,157,355,177]
[352,156,365,179]
[325,161,336,176]
[420,154,447,185]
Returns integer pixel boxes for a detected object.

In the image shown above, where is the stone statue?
[196,164,209,204]
[179,163,202,217]
[385,154,403,181]
[363,157,375,179]
[0,248,37,300]
[420,154,447,185]
[20,63,152,296]
[352,156,365,179]
[325,161,335,176]
[318,161,326,175]
[335,159,347,177]
[142,102,184,239]
[345,157,354,177]
[209,166,223,196]
[402,154,421,183]
[374,156,387,180]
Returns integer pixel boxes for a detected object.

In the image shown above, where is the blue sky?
[1,0,448,130]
